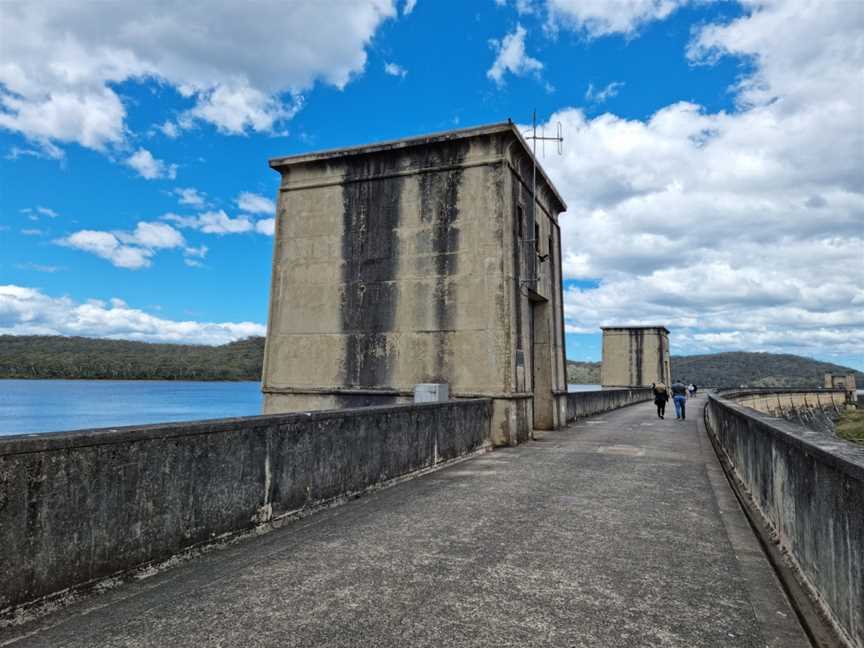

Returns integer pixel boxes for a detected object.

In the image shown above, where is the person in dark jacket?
[671,380,688,420]
[652,382,669,419]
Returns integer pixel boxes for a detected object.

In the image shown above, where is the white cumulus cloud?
[58,221,187,269]
[384,62,408,78]
[530,1,864,362]
[59,230,155,269]
[174,187,206,207]
[165,206,276,236]
[0,285,265,345]
[119,221,185,249]
[488,24,544,85]
[0,1,397,154]
[255,218,275,236]
[125,148,177,180]
[236,192,275,215]
[546,0,689,37]
[165,210,254,235]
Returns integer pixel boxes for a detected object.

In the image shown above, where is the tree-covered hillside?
[0,335,265,381]
[1,336,860,388]
[670,352,863,388]
[565,360,601,384]
[567,352,862,388]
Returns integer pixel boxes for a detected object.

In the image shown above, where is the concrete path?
[2,397,810,648]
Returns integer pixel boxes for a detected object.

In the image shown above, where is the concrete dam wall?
[705,391,864,648]
[733,388,848,416]
[0,400,491,613]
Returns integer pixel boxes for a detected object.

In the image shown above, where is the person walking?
[652,382,669,419]
[687,383,696,399]
[671,380,688,420]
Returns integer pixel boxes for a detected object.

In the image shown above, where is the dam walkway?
[3,397,810,648]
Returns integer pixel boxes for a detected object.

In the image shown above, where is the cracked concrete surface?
[1,397,809,647]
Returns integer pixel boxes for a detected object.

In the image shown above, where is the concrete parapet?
[565,388,653,423]
[705,392,864,648]
[0,400,491,614]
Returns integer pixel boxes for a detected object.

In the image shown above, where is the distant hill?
[0,335,265,381]
[567,352,862,388]
[565,360,601,384]
[1,336,860,388]
[670,352,863,389]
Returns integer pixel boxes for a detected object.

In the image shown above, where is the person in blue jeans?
[670,380,688,420]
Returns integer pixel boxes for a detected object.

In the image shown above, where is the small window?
[517,206,523,238]
[534,223,540,252]
[548,235,553,262]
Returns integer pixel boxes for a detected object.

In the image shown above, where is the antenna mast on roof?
[523,109,563,285]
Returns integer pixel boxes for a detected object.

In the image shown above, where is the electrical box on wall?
[414,383,449,403]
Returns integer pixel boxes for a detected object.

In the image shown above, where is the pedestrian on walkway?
[652,381,669,419]
[671,380,688,420]
[688,383,696,398]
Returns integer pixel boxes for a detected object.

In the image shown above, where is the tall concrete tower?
[262,122,568,445]
[601,326,671,387]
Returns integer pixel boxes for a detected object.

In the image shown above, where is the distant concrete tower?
[824,373,857,402]
[601,326,671,387]
[262,122,569,445]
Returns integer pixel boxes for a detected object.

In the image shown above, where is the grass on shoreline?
[835,408,864,445]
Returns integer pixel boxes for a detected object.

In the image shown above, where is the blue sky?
[1,0,862,370]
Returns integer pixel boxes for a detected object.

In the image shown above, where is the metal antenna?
[523,109,564,284]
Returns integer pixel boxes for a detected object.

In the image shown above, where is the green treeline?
[0,335,265,381]
[0,336,860,387]
[566,351,863,388]
[565,360,601,384]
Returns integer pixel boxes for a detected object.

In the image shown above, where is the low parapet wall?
[0,399,491,613]
[705,392,864,648]
[565,388,653,423]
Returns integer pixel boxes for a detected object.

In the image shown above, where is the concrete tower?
[262,123,568,445]
[601,326,671,387]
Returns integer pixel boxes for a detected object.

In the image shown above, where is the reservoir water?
[0,380,263,436]
[0,380,605,437]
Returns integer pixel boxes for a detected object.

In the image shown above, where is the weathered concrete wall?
[565,388,654,423]
[263,123,568,446]
[0,400,491,612]
[734,389,848,417]
[705,392,864,648]
[824,373,858,401]
[600,327,671,387]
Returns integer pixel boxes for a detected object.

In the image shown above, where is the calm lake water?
[0,380,263,436]
[0,380,602,437]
